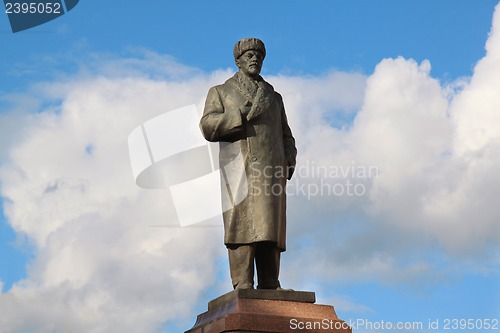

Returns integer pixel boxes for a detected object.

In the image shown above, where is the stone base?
[185,289,351,333]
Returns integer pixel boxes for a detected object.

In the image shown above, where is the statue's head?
[234,38,266,78]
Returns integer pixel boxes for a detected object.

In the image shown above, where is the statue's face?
[236,50,264,77]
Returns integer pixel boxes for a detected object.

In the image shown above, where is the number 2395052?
[5,2,61,14]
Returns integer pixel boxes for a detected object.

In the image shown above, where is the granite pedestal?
[185,289,351,333]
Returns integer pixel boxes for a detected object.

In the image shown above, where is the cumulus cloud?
[352,14,500,255]
[267,9,500,293]
[0,58,234,332]
[281,6,500,289]
[1,5,500,332]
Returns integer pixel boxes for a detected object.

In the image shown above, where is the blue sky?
[1,1,496,83]
[1,1,499,333]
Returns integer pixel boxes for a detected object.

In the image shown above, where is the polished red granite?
[185,290,351,333]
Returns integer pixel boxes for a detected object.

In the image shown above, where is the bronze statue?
[200,38,297,290]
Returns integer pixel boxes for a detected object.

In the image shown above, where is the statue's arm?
[279,94,297,180]
[200,86,244,142]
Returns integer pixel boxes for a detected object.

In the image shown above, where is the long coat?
[200,72,297,251]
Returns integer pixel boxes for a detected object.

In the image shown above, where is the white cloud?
[277,7,500,291]
[0,59,232,332]
[1,5,500,330]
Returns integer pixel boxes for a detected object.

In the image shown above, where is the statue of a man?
[200,38,297,290]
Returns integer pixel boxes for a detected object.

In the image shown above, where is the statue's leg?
[255,241,281,289]
[227,244,255,289]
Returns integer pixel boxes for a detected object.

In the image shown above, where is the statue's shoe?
[235,283,254,289]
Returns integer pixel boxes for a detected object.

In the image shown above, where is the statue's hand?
[239,100,252,116]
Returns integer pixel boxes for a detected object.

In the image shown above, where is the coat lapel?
[227,73,275,121]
